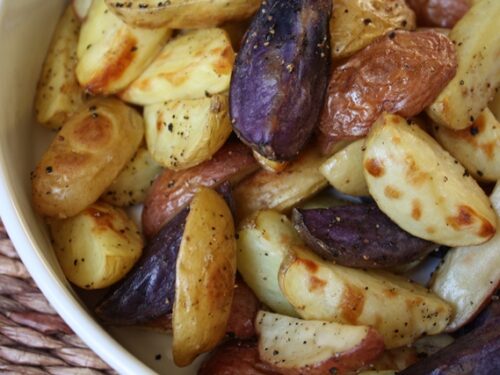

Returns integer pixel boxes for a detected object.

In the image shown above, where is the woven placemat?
[0,221,117,375]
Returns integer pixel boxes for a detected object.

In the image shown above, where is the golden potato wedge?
[48,202,143,289]
[279,246,452,348]
[172,188,237,366]
[320,139,369,196]
[330,0,416,60]
[104,0,260,29]
[35,5,85,129]
[102,147,163,207]
[144,95,232,170]
[76,0,171,95]
[432,108,500,182]
[490,89,500,120]
[363,113,496,247]
[120,28,234,106]
[32,98,144,219]
[233,146,329,219]
[72,0,92,21]
[426,0,500,130]
[237,211,299,317]
[430,183,500,332]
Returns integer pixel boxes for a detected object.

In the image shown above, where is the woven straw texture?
[0,221,116,374]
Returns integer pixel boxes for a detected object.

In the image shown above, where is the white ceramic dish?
[0,1,203,373]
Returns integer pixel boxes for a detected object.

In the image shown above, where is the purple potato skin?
[95,208,189,325]
[292,204,437,268]
[229,0,331,161]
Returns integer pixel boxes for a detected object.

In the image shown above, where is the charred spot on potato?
[364,158,385,177]
[340,285,365,324]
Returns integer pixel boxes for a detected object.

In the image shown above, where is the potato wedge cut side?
[172,188,237,366]
[279,247,452,348]
[426,0,500,130]
[35,5,85,129]
[49,202,142,290]
[121,28,234,106]
[256,311,384,373]
[363,113,496,246]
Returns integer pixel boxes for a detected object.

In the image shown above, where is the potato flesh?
[76,0,171,95]
[144,95,232,170]
[237,211,299,317]
[121,28,234,106]
[363,113,496,246]
[320,139,369,196]
[173,188,237,366]
[49,202,142,289]
[426,0,500,130]
[35,5,84,129]
[280,247,452,348]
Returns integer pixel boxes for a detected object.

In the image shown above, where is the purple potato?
[229,0,331,161]
[292,204,437,268]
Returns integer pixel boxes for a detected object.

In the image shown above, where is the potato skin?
[230,0,331,161]
[226,277,261,340]
[406,0,469,28]
[32,98,144,219]
[292,205,437,268]
[319,30,456,152]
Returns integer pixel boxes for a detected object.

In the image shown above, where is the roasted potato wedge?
[426,0,500,130]
[32,98,144,218]
[76,0,171,95]
[104,0,261,29]
[121,28,234,106]
[363,113,496,246]
[102,147,162,207]
[35,4,85,129]
[280,246,452,348]
[430,183,500,331]
[143,95,232,170]
[237,211,300,317]
[253,152,289,173]
[49,202,142,290]
[256,311,384,374]
[432,108,500,181]
[233,146,329,219]
[292,205,436,268]
[142,141,257,238]
[320,139,369,196]
[172,188,237,366]
[330,0,416,60]
[72,0,92,20]
[230,0,331,161]
[319,30,456,151]
[405,0,469,28]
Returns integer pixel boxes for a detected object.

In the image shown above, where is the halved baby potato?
[363,113,496,246]
[48,202,143,289]
[76,0,171,95]
[120,28,234,106]
[144,95,232,170]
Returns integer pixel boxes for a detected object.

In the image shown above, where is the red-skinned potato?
[405,0,469,28]
[226,277,261,340]
[142,141,258,238]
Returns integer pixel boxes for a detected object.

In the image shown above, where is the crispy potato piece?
[256,311,384,374]
[320,139,369,196]
[120,29,234,106]
[143,95,232,170]
[363,113,496,246]
[319,30,456,151]
[280,246,452,348]
[172,188,237,366]
[76,0,171,95]
[405,0,469,28]
[430,183,500,331]
[142,141,258,238]
[32,98,144,219]
[253,152,288,173]
[489,89,500,120]
[426,0,500,130]
[330,0,416,60]
[104,0,261,29]
[72,0,92,20]
[49,202,142,289]
[432,108,500,181]
[102,147,163,207]
[233,146,329,219]
[35,5,85,129]
[237,211,300,317]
